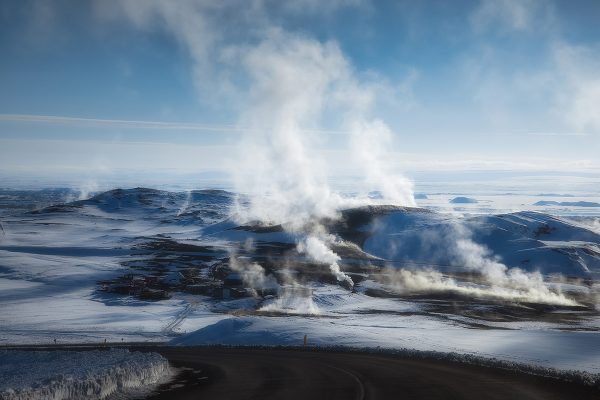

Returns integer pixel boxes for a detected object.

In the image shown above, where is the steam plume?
[105,1,415,286]
[380,222,579,306]
[297,235,353,286]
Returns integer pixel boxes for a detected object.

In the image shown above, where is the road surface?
[143,347,599,400]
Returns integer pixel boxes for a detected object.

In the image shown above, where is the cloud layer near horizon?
[0,0,599,179]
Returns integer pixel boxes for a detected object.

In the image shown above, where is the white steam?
[384,268,577,306]
[259,288,320,315]
[176,191,192,217]
[229,252,320,315]
[228,255,279,293]
[349,120,415,206]
[62,181,98,204]
[576,217,600,235]
[451,226,576,305]
[297,235,353,287]
[230,31,345,226]
[381,223,578,306]
[103,1,414,285]
[76,181,99,201]
[226,31,415,285]
[230,31,415,226]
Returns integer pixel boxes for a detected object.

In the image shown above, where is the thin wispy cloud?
[0,114,347,135]
[525,132,589,137]
[0,0,599,180]
[3,114,588,138]
[0,113,242,132]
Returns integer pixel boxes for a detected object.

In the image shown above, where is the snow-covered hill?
[357,207,600,278]
[1,188,599,374]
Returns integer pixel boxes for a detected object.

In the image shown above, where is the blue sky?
[1,0,599,185]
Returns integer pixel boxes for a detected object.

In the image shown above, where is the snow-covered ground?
[170,314,600,374]
[0,349,171,400]
[162,283,600,374]
[0,187,599,378]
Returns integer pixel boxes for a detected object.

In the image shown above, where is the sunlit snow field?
[1,174,599,375]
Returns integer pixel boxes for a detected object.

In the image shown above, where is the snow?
[0,349,171,400]
[449,196,478,204]
[362,209,600,277]
[1,187,599,379]
[168,282,600,374]
[170,313,600,374]
[0,188,236,344]
[0,245,186,344]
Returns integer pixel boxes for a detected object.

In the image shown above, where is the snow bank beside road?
[170,316,600,374]
[0,349,171,400]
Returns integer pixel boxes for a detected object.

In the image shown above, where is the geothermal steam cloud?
[381,223,578,306]
[298,235,353,287]
[108,0,415,287]
[109,2,578,305]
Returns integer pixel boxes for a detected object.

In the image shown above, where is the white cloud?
[92,0,366,103]
[553,42,600,133]
[0,113,349,135]
[470,0,554,34]
[0,114,243,132]
[227,29,416,224]
[462,1,600,136]
[0,138,230,173]
[97,1,414,224]
[278,0,366,15]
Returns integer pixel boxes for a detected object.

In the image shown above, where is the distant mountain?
[449,196,478,204]
[7,188,600,281]
[534,201,600,207]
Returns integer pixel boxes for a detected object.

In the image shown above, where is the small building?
[184,284,211,295]
[255,287,279,297]
[106,284,138,296]
[224,273,244,288]
[213,286,250,299]
[139,288,171,301]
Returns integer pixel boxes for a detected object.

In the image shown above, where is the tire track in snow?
[162,301,198,335]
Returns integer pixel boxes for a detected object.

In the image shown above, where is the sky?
[0,0,599,188]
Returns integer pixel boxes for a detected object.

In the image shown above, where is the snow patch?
[170,317,290,346]
[450,196,478,204]
[0,349,171,400]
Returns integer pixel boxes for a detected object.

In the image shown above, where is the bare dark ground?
[141,347,599,400]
